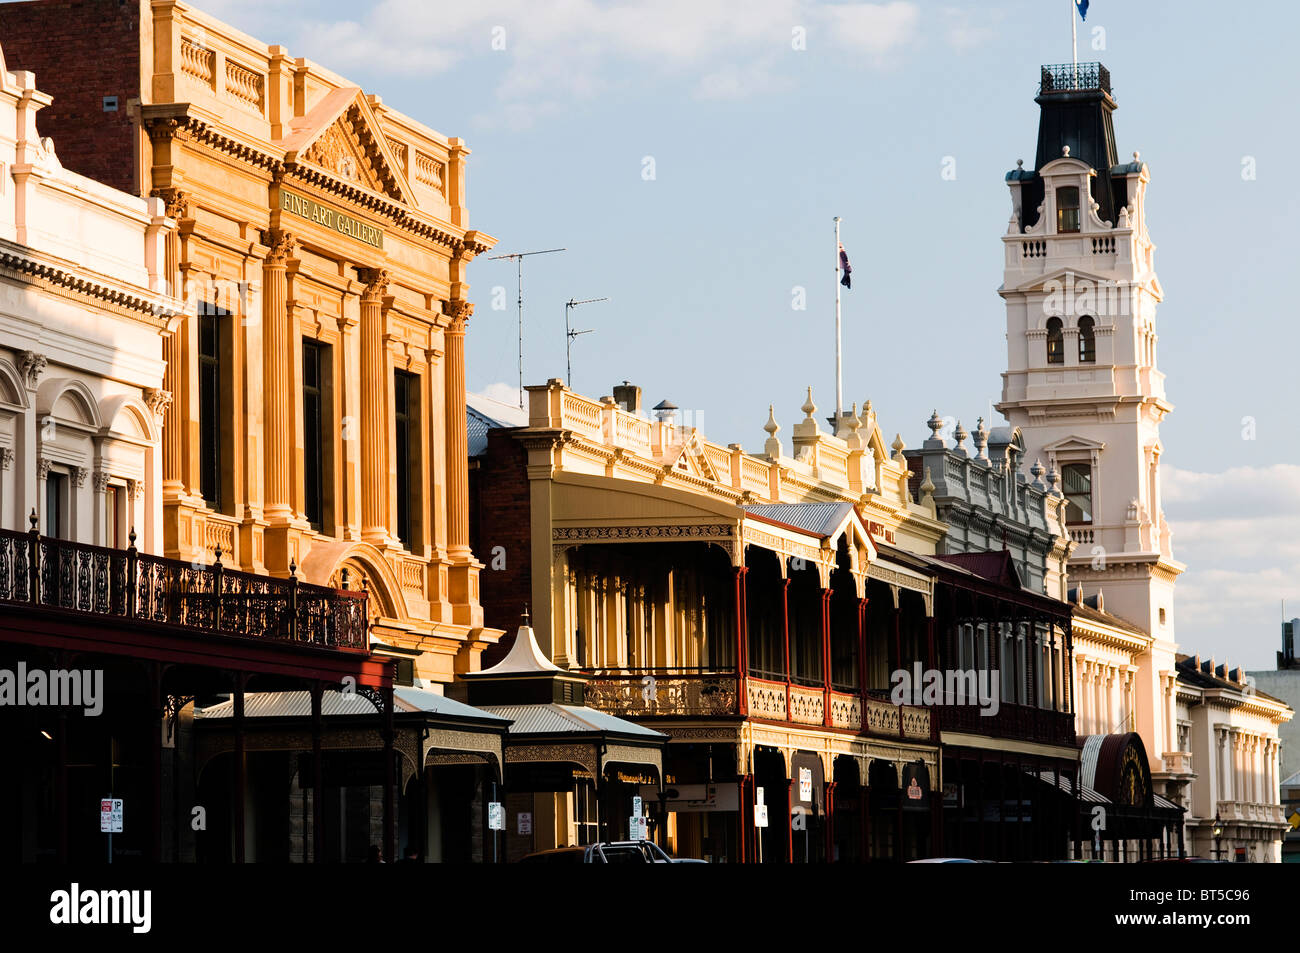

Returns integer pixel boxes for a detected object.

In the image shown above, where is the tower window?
[1056,186,1080,233]
[1046,317,1064,365]
[1078,315,1096,363]
[1061,463,1093,524]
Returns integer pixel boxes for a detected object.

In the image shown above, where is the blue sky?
[202,0,1300,668]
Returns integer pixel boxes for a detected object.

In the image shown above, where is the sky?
[197,0,1300,669]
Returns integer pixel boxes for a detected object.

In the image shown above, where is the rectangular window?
[302,339,328,531]
[1062,463,1093,524]
[198,307,224,511]
[106,484,121,549]
[1056,186,1080,233]
[393,369,419,548]
[45,471,66,538]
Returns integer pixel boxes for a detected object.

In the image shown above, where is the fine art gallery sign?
[279,189,384,249]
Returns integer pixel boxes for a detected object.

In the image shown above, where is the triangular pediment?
[279,88,413,206]
[669,432,719,482]
[1013,266,1114,294]
[1043,434,1106,453]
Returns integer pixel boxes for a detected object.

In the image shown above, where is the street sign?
[100,798,123,833]
[1289,810,1300,831]
[629,815,648,840]
[631,796,642,817]
[755,804,769,827]
[907,780,923,801]
[517,812,532,835]
[799,767,812,802]
[756,786,764,806]
[488,802,505,831]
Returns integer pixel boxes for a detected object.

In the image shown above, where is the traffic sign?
[100,798,123,833]
[488,801,505,831]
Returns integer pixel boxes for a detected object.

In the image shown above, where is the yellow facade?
[134,1,498,679]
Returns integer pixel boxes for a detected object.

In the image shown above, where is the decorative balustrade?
[936,700,1075,747]
[0,525,368,651]
[746,677,787,720]
[1040,62,1111,96]
[1069,527,1094,545]
[1162,751,1193,775]
[224,59,265,114]
[1021,239,1046,259]
[584,670,739,717]
[787,684,825,726]
[559,390,604,439]
[1091,236,1116,254]
[613,408,653,453]
[180,36,215,88]
[828,690,862,731]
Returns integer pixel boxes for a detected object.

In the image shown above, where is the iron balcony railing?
[1040,62,1111,96]
[936,699,1076,747]
[0,520,368,650]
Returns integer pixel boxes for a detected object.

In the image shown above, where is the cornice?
[0,242,181,324]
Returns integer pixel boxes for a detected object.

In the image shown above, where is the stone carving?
[36,457,51,480]
[152,187,190,221]
[360,268,389,301]
[262,229,297,264]
[144,387,173,418]
[442,298,474,330]
[92,470,110,493]
[19,351,46,388]
[0,447,11,471]
[70,466,86,488]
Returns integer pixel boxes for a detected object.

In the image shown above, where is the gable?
[280,88,413,205]
[1043,434,1105,454]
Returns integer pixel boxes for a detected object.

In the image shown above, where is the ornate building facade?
[0,0,501,683]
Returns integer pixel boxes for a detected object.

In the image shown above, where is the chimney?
[613,381,642,414]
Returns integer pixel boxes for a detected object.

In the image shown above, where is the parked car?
[520,841,685,864]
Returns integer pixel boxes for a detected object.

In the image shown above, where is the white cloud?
[479,381,523,406]
[282,1,928,123]
[1162,464,1300,668]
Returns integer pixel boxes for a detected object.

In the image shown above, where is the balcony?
[1040,62,1111,96]
[936,700,1076,748]
[1162,751,1193,775]
[0,525,368,651]
[583,670,932,741]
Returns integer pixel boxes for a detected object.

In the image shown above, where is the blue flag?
[1076,0,1088,19]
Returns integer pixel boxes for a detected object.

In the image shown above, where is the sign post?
[100,797,123,863]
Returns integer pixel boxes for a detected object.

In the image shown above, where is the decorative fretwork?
[585,672,739,717]
[0,526,367,650]
[1039,62,1111,96]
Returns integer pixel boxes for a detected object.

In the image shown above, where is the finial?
[29,508,38,531]
[522,603,531,625]
[891,433,906,463]
[1062,145,1071,157]
[801,387,816,420]
[213,546,223,564]
[1046,464,1061,496]
[1133,150,1140,162]
[764,404,779,436]
[128,527,137,550]
[1030,458,1046,487]
[953,420,969,456]
[973,417,989,462]
[341,567,350,590]
[920,466,935,496]
[289,558,298,577]
[1016,158,1024,169]
[864,399,873,416]
[927,409,944,441]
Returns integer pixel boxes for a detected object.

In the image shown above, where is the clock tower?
[995,63,1184,761]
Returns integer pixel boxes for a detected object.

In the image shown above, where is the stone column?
[443,298,472,560]
[156,190,188,503]
[360,269,390,544]
[262,230,296,522]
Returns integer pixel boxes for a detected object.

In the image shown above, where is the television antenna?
[564,297,607,392]
[487,247,566,407]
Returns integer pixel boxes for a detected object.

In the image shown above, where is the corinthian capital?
[144,387,173,418]
[359,268,390,301]
[262,229,298,265]
[152,187,190,221]
[442,298,474,331]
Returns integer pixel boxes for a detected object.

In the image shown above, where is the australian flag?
[839,243,852,289]
[1076,0,1088,19]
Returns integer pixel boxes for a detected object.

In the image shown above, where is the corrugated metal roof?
[467,391,529,456]
[476,703,666,740]
[743,502,855,538]
[194,688,510,723]
[1027,770,1109,803]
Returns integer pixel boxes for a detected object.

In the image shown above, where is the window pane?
[1078,316,1096,363]
[303,340,324,529]
[1046,318,1064,365]
[1057,187,1080,233]
[199,309,222,510]
[1062,463,1092,523]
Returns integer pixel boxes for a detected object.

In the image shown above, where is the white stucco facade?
[0,45,179,550]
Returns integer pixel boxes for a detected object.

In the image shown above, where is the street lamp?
[1212,812,1223,861]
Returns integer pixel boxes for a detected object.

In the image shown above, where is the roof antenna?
[487,247,567,408]
[564,297,607,392]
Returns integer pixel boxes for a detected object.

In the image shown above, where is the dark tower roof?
[1011,63,1130,230]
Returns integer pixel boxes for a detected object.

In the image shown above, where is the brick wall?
[469,428,532,667]
[0,0,142,194]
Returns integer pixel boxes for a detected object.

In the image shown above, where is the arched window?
[1046,317,1064,364]
[1078,315,1096,363]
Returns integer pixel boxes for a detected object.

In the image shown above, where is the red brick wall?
[0,0,142,194]
[469,428,532,667]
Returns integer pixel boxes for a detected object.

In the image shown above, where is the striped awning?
[1027,769,1109,803]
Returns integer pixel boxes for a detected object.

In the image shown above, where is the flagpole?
[834,216,843,428]
[1071,0,1078,88]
